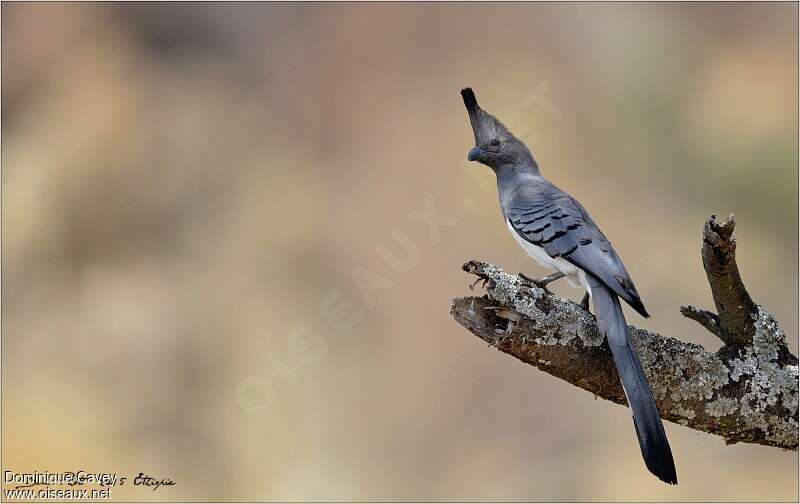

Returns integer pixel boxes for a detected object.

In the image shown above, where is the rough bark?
[696,214,759,347]
[450,215,798,450]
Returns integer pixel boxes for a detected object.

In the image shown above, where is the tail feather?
[590,278,677,485]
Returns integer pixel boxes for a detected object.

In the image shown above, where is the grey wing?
[506,186,649,318]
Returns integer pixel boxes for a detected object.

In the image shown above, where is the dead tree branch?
[694,214,759,347]
[450,215,798,450]
[680,305,723,339]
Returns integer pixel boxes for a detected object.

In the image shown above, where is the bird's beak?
[468,146,483,162]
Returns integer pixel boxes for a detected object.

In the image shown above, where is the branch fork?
[450,215,798,450]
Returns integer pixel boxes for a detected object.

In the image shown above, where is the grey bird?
[461,87,677,485]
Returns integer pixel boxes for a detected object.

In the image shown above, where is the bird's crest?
[460,87,513,145]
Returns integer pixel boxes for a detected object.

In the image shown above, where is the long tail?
[589,277,678,485]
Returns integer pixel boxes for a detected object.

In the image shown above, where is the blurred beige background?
[2,2,798,501]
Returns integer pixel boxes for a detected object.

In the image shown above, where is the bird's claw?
[469,276,495,292]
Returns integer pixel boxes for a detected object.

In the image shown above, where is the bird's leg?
[519,271,566,292]
[517,273,536,288]
[536,271,566,287]
[579,292,591,312]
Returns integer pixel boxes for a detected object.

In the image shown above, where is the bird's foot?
[517,272,536,288]
[469,275,496,292]
[519,271,565,293]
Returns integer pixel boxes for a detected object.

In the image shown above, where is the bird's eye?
[490,139,501,147]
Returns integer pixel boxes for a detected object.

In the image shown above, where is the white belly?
[506,219,592,297]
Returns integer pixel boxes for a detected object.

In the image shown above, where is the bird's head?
[461,87,536,172]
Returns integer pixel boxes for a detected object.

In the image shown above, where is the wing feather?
[505,184,648,317]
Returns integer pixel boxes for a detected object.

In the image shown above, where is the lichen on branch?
[451,258,798,450]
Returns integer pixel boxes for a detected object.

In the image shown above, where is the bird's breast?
[505,219,592,296]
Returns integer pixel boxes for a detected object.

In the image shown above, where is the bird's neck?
[495,162,543,194]
[495,146,540,174]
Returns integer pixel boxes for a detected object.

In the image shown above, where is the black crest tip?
[460,87,479,111]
